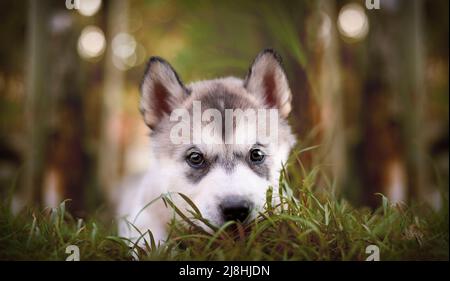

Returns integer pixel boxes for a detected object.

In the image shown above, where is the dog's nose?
[219,197,253,222]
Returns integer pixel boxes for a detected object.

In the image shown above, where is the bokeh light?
[337,3,369,42]
[78,0,102,17]
[318,11,332,47]
[112,33,142,70]
[112,33,136,59]
[77,25,106,60]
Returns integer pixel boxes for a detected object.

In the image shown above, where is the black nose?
[220,197,253,222]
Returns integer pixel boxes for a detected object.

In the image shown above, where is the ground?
[0,174,448,261]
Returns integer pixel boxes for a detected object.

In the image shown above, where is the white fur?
[117,134,292,246]
[117,50,295,248]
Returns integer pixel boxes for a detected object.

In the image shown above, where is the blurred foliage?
[0,0,448,239]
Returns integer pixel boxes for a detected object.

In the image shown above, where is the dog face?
[139,49,295,229]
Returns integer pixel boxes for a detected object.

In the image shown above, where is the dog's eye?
[186,152,205,168]
[249,148,265,164]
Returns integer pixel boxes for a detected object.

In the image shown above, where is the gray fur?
[117,49,297,247]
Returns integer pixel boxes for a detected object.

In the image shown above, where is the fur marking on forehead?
[184,78,261,111]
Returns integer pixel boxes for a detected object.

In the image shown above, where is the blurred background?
[0,0,448,217]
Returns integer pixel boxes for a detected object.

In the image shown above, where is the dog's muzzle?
[219,196,253,223]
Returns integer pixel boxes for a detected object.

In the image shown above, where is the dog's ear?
[140,57,188,129]
[244,49,292,118]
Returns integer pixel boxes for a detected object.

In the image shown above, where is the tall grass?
[0,153,448,261]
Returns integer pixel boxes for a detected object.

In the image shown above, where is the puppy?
[117,49,296,246]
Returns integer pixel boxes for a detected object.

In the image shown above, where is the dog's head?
[140,49,295,228]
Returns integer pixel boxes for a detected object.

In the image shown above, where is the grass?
[0,159,448,261]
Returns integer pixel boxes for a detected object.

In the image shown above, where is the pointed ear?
[244,49,292,118]
[140,57,188,129]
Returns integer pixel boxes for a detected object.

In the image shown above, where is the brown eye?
[186,152,205,168]
[249,148,265,164]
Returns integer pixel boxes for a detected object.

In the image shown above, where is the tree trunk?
[98,0,128,197]
[309,0,346,195]
[358,0,427,207]
[21,0,50,211]
[42,10,86,215]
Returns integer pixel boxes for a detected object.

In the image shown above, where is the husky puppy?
[117,49,296,246]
